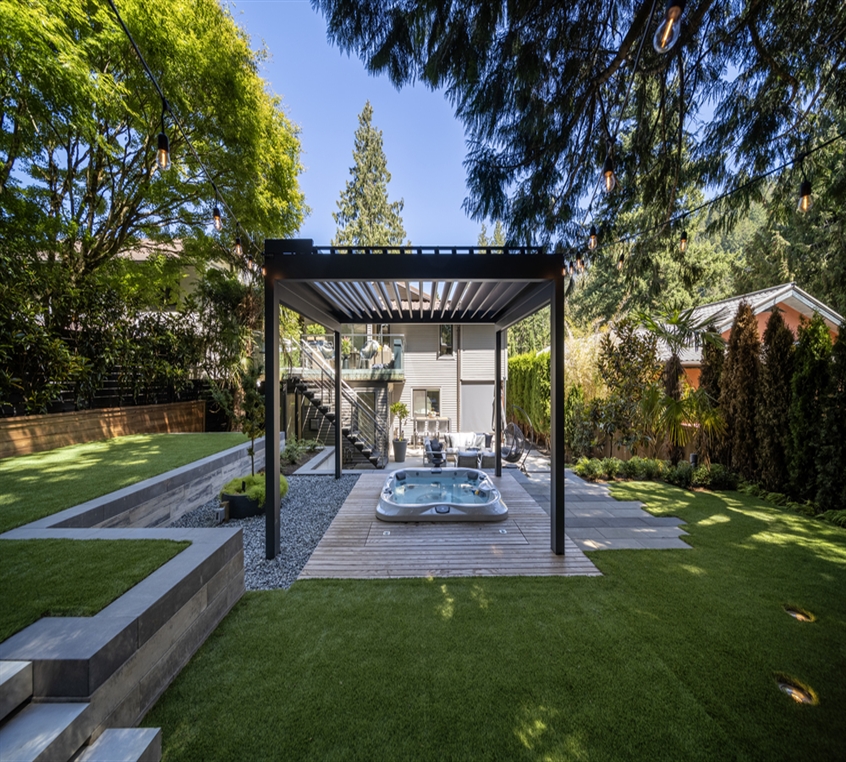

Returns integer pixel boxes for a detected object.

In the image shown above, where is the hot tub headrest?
[395,471,407,481]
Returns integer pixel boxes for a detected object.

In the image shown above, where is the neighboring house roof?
[690,282,843,335]
[676,282,843,366]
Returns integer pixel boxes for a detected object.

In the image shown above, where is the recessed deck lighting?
[784,606,814,622]
[777,679,816,705]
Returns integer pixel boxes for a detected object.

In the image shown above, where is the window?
[413,389,441,416]
[438,325,454,357]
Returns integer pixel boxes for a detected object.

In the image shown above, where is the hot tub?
[376,468,508,522]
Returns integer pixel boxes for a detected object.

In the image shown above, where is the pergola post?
[550,270,566,554]
[495,329,502,477]
[264,276,281,560]
[334,329,342,478]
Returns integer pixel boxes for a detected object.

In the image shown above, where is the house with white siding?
[286,282,507,465]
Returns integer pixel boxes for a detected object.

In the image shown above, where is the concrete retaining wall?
[0,526,244,744]
[23,438,268,531]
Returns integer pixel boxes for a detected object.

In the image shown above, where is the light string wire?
[580,0,661,231]
[589,127,846,257]
[105,0,262,266]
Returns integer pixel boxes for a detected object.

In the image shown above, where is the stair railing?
[294,338,390,467]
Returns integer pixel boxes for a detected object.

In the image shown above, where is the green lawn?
[145,482,846,761]
[0,538,188,643]
[0,433,247,533]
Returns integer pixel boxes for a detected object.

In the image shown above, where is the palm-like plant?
[637,306,724,463]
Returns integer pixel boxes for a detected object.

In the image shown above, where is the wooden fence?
[0,400,205,459]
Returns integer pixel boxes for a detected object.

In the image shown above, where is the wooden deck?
[299,472,601,580]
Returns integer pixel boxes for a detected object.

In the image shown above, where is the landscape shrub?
[577,457,605,481]
[705,464,739,491]
[601,457,623,479]
[818,509,846,528]
[665,462,693,488]
[622,456,647,480]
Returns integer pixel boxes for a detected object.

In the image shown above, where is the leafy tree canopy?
[332,101,407,246]
[1,0,306,277]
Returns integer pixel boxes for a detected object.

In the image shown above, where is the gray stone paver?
[507,462,690,552]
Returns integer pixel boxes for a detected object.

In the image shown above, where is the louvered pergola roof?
[263,240,564,329]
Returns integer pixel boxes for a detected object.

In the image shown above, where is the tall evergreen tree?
[478,221,506,247]
[789,313,833,501]
[757,309,795,493]
[698,322,726,464]
[699,323,725,406]
[720,302,760,481]
[332,101,406,246]
[817,322,846,512]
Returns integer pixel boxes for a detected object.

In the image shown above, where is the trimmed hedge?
[507,351,550,441]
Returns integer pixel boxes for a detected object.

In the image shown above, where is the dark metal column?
[264,277,281,560]
[334,329,342,479]
[550,271,566,554]
[495,329,502,477]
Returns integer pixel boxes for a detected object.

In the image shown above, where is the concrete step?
[0,661,32,724]
[77,728,161,762]
[0,701,87,762]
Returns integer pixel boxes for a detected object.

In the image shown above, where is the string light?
[797,179,813,213]
[106,0,263,265]
[679,229,688,253]
[234,237,243,257]
[588,225,598,251]
[617,252,625,271]
[602,154,617,193]
[156,106,170,171]
[654,0,684,53]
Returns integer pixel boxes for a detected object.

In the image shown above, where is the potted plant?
[390,401,409,463]
[213,360,285,518]
[341,336,352,369]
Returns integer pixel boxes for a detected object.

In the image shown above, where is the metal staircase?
[285,339,389,469]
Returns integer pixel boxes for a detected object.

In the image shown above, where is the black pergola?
[263,240,566,559]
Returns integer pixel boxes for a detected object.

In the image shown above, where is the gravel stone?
[170,474,360,590]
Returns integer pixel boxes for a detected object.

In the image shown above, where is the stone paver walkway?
[508,460,690,551]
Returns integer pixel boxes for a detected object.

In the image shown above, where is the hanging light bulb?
[156,132,170,171]
[602,154,617,193]
[617,252,625,271]
[213,206,222,231]
[680,230,688,253]
[797,179,813,213]
[653,0,684,54]
[568,260,575,277]
[575,253,584,273]
[588,225,598,251]
[234,237,243,257]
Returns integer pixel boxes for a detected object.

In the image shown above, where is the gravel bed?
[170,474,360,590]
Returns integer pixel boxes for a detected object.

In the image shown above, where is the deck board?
[299,472,601,580]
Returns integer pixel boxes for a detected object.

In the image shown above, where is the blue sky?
[233,0,483,245]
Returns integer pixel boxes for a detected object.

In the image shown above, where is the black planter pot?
[392,438,408,463]
[222,492,264,519]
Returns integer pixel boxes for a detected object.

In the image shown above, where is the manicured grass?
[145,483,846,761]
[0,539,188,643]
[0,433,247,533]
